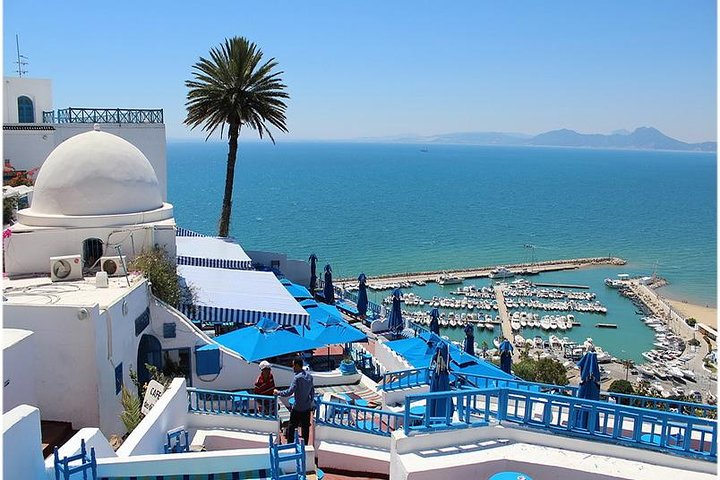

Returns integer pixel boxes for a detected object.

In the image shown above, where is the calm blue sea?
[168,141,716,307]
[168,142,716,363]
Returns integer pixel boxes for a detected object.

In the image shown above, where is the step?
[316,441,390,476]
[41,421,75,458]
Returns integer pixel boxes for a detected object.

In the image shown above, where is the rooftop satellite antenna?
[15,34,29,77]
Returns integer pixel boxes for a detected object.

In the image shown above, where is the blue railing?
[381,367,431,391]
[402,387,717,461]
[43,107,164,124]
[315,397,403,437]
[456,371,717,419]
[380,368,716,420]
[341,290,381,318]
[187,387,278,420]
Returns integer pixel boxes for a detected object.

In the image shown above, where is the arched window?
[17,96,34,123]
[82,238,104,269]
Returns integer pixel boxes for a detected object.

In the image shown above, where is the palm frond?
[184,36,289,141]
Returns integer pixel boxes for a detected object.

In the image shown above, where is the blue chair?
[53,439,97,480]
[164,426,189,453]
[269,433,306,480]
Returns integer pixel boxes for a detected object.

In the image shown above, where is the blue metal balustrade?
[381,368,717,420]
[314,397,403,436]
[187,387,278,420]
[43,107,163,124]
[402,387,717,461]
[381,367,431,391]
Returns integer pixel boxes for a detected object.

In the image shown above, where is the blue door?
[137,334,162,387]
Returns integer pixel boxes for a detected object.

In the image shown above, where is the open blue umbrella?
[357,273,368,318]
[387,288,404,336]
[301,316,368,345]
[429,308,440,335]
[427,341,454,419]
[499,339,514,374]
[463,323,475,356]
[308,254,318,296]
[323,264,335,304]
[576,350,601,429]
[211,317,323,362]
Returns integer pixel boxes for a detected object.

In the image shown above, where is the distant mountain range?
[379,127,716,152]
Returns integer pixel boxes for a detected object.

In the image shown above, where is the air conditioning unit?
[100,256,128,277]
[50,255,83,282]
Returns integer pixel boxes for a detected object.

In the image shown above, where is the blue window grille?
[135,308,150,336]
[115,363,123,394]
[17,96,34,123]
[163,322,176,338]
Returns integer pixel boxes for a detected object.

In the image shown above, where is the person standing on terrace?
[274,357,315,444]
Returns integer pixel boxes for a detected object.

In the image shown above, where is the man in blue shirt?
[274,357,315,444]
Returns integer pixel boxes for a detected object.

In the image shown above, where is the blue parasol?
[427,341,454,419]
[576,350,601,429]
[211,317,322,362]
[429,308,440,335]
[308,254,318,296]
[323,264,335,304]
[463,323,475,356]
[357,273,368,318]
[387,288,404,336]
[499,338,514,374]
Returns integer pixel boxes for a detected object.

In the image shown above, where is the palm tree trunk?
[218,123,240,237]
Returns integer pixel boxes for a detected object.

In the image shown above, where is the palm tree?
[185,36,289,237]
[621,358,635,381]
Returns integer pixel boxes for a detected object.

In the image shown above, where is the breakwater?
[336,256,626,287]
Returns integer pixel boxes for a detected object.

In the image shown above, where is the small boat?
[489,267,515,279]
[604,278,623,288]
[682,369,696,381]
[514,334,525,347]
[438,273,463,285]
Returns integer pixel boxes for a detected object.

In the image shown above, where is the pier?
[533,282,590,290]
[493,284,513,343]
[336,256,625,288]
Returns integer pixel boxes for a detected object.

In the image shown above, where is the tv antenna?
[15,34,29,77]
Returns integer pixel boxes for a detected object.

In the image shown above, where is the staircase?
[41,420,76,458]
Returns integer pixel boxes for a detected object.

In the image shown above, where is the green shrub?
[3,197,17,225]
[513,357,568,386]
[686,317,697,327]
[130,247,190,307]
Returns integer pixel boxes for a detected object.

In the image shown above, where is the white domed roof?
[28,130,163,216]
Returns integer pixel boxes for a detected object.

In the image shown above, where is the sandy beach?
[665,299,717,329]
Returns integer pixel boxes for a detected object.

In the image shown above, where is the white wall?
[3,304,101,427]
[3,329,38,412]
[2,129,56,171]
[117,378,188,456]
[3,280,150,434]
[96,281,155,435]
[5,223,176,277]
[3,405,46,480]
[246,250,311,286]
[3,77,53,123]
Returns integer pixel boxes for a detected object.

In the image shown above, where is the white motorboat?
[438,273,463,285]
[682,369,696,381]
[514,334,525,347]
[511,319,521,331]
[489,267,515,279]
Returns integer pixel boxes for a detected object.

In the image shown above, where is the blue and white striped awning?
[178,265,309,327]
[176,227,205,237]
[176,229,253,270]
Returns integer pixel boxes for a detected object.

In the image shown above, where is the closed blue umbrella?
[463,323,475,356]
[308,254,318,296]
[427,341,454,419]
[576,350,601,429]
[357,273,368,318]
[499,338,514,374]
[387,288,404,336]
[323,264,335,304]
[429,308,440,335]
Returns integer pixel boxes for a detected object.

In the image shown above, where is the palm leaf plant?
[185,36,289,237]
